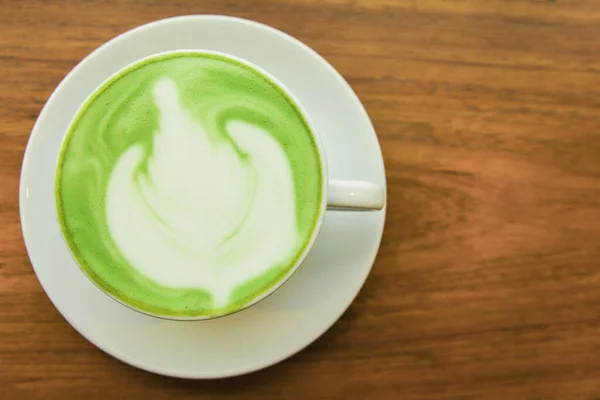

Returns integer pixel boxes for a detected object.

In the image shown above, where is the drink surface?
[56,52,323,317]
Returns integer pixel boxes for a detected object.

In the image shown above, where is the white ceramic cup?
[58,49,386,321]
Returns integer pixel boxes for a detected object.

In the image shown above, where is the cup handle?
[327,180,385,210]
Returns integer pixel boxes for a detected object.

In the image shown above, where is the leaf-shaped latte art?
[106,79,299,306]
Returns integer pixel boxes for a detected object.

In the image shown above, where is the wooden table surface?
[3,0,600,399]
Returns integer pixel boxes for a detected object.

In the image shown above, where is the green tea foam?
[56,52,322,317]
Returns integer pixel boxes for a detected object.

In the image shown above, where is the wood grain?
[3,0,600,399]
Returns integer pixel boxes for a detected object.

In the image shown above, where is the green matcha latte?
[56,52,323,318]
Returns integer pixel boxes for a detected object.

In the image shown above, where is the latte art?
[56,52,322,317]
[106,78,299,306]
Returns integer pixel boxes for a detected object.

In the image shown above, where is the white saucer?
[20,15,386,378]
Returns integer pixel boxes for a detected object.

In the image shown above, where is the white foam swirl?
[106,78,299,306]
